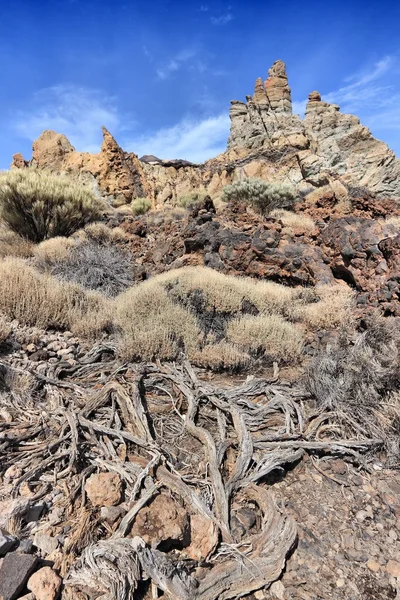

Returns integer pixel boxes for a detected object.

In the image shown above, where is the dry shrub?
[48,242,134,298]
[0,258,111,338]
[270,209,315,232]
[83,222,130,243]
[306,314,400,460]
[227,314,304,361]
[0,223,33,258]
[115,267,352,367]
[33,236,76,266]
[0,314,11,344]
[156,267,303,315]
[290,285,355,329]
[222,179,297,215]
[116,280,201,361]
[0,168,102,242]
[189,342,250,372]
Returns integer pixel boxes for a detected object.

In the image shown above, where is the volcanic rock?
[27,567,62,600]
[85,472,122,507]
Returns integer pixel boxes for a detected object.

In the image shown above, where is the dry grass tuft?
[0,258,112,338]
[0,223,33,258]
[290,285,355,329]
[189,342,251,372]
[227,314,304,361]
[82,222,130,243]
[270,209,316,232]
[116,279,200,361]
[33,236,76,266]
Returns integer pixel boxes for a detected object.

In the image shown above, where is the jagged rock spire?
[264,60,292,114]
[251,60,292,114]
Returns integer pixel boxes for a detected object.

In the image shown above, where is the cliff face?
[228,61,400,198]
[11,60,400,203]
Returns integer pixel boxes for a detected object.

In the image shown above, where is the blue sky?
[1,0,400,168]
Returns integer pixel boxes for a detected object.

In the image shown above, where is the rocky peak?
[264,59,292,114]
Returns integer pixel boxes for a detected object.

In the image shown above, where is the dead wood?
[0,345,386,600]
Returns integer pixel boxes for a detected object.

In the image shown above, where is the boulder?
[0,552,38,600]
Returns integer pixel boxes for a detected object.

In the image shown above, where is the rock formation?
[11,59,400,202]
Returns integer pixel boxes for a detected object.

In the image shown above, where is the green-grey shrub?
[0,168,102,242]
[178,190,207,209]
[131,197,151,215]
[221,178,297,215]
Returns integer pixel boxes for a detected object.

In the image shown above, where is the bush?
[131,197,151,216]
[48,241,134,297]
[0,258,111,337]
[34,236,76,266]
[221,179,297,215]
[305,315,400,456]
[0,168,102,242]
[0,223,33,258]
[178,191,207,209]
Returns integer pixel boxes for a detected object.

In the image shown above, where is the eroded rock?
[85,472,122,507]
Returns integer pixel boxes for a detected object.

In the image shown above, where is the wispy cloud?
[156,48,198,80]
[293,55,400,132]
[210,13,233,25]
[200,5,209,11]
[14,85,120,152]
[125,114,230,163]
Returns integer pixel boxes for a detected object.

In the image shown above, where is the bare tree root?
[0,348,385,600]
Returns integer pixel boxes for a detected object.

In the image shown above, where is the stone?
[27,567,62,600]
[33,532,59,556]
[130,494,189,549]
[185,514,219,561]
[0,552,38,600]
[0,530,17,557]
[270,580,285,599]
[386,560,400,578]
[85,472,122,507]
[367,559,381,572]
[100,505,126,525]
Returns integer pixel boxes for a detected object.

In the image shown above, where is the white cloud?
[14,85,120,152]
[292,55,399,125]
[156,48,198,80]
[125,114,230,163]
[210,13,233,25]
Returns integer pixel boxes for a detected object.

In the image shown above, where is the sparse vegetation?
[270,209,315,232]
[0,258,111,337]
[222,178,297,215]
[131,197,151,215]
[82,222,129,243]
[115,266,351,369]
[0,168,102,242]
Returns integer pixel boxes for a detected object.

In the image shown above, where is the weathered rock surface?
[130,494,189,549]
[85,472,122,507]
[0,553,37,600]
[27,567,62,600]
